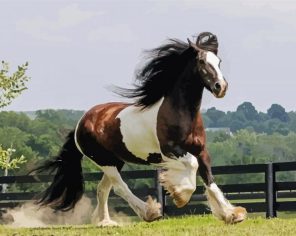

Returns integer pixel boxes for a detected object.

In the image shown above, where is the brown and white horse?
[34,32,247,226]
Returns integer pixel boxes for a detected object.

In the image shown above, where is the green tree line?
[0,110,84,175]
[203,102,293,135]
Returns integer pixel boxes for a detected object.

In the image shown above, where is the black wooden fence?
[0,162,295,218]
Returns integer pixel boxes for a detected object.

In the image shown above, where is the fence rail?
[0,162,295,218]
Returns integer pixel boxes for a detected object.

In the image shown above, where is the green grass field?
[1,215,296,236]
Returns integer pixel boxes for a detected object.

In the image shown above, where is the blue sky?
[1,0,296,112]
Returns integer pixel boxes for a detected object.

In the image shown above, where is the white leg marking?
[157,153,198,208]
[92,175,118,227]
[101,166,162,222]
[205,183,247,224]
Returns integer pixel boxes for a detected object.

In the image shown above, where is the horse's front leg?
[158,153,199,208]
[198,149,247,224]
[101,166,162,222]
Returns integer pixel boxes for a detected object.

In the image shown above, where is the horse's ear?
[187,38,201,52]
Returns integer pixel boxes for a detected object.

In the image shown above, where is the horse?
[33,32,247,226]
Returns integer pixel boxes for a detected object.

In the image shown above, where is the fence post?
[265,163,277,218]
[155,169,165,216]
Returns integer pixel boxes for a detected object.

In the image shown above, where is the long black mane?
[113,39,196,108]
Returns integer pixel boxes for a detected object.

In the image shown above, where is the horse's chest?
[116,100,163,161]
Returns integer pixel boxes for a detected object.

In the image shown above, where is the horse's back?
[82,102,129,131]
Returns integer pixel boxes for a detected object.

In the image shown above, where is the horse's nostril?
[214,82,221,91]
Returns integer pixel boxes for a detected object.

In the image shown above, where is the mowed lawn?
[1,215,296,236]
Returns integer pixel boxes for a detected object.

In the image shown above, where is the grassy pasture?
[1,215,296,236]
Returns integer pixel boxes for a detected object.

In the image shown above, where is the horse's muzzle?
[212,79,228,98]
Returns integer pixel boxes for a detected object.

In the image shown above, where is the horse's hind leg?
[101,166,162,222]
[92,174,118,227]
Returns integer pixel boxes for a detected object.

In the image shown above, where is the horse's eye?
[199,60,205,65]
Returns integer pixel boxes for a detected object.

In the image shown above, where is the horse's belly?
[116,99,163,161]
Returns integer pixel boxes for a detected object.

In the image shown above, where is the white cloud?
[147,0,296,48]
[16,4,102,42]
[88,24,138,43]
[148,0,296,18]
[243,0,296,12]
[16,16,70,42]
[56,4,100,29]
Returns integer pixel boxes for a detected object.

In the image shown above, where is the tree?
[228,112,246,132]
[0,61,29,184]
[204,107,226,127]
[236,102,259,121]
[0,61,29,108]
[267,104,289,122]
[0,145,27,192]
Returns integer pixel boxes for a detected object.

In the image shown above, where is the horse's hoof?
[143,196,162,222]
[97,219,119,227]
[172,188,193,208]
[226,207,247,224]
[232,207,247,223]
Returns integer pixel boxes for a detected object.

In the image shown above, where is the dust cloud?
[4,196,93,227]
[1,196,132,228]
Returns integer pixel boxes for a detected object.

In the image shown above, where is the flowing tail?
[31,130,84,211]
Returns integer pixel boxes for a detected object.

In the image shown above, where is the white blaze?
[205,51,227,97]
[206,51,224,81]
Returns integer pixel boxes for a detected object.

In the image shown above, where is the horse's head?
[188,32,228,98]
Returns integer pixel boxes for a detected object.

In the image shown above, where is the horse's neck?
[167,70,204,119]
[157,83,204,157]
[156,73,204,150]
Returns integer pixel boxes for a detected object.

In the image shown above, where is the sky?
[1,0,296,112]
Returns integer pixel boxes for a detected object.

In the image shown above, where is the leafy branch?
[0,145,27,170]
[0,61,29,108]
